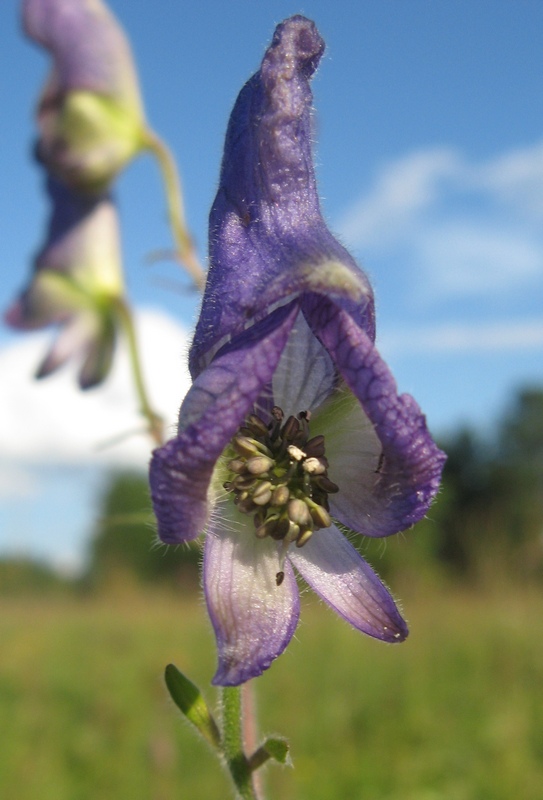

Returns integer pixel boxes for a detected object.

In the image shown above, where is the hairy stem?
[114,298,164,447]
[143,130,206,291]
[221,686,262,800]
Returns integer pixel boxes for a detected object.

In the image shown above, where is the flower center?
[223,407,339,583]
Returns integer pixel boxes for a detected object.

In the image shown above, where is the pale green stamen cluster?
[223,407,338,584]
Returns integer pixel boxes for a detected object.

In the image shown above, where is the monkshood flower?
[5,176,123,388]
[150,16,446,686]
[23,0,147,193]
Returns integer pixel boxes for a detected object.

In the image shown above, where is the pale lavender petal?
[35,311,97,379]
[5,178,122,387]
[150,303,299,544]
[272,309,337,414]
[303,294,446,535]
[204,504,300,685]
[288,524,407,642]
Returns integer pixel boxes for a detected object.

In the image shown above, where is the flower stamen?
[223,408,337,558]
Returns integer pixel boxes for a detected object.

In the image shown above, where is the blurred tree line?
[365,385,543,588]
[85,471,201,592]
[1,385,542,595]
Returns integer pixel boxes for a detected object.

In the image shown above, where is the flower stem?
[221,686,261,800]
[143,129,206,291]
[114,298,164,447]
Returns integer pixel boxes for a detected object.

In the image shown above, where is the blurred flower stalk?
[6,0,206,445]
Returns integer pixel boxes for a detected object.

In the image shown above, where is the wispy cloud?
[475,140,543,219]
[380,318,543,356]
[338,147,461,248]
[336,140,543,303]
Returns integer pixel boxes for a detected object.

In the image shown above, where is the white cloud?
[338,147,461,247]
[337,139,543,302]
[475,140,543,218]
[0,307,191,469]
[417,223,543,300]
[380,318,543,356]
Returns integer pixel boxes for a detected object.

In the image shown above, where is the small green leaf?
[164,663,221,749]
[263,737,290,765]
[247,736,291,772]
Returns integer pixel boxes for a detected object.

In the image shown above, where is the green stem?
[143,129,206,291]
[114,298,164,447]
[221,687,261,800]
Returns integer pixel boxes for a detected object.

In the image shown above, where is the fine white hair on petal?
[288,523,407,642]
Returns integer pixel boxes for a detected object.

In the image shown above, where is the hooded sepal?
[191,16,374,377]
[24,0,147,191]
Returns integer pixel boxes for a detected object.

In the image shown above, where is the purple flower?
[23,0,147,192]
[5,177,123,388]
[150,16,446,686]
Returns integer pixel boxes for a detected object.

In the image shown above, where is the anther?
[246,455,274,475]
[227,458,247,474]
[287,445,305,462]
[298,410,311,441]
[237,497,258,514]
[287,498,312,527]
[281,416,300,441]
[296,529,313,547]
[246,414,270,438]
[306,500,331,529]
[252,482,273,506]
[305,435,325,457]
[232,435,261,458]
[302,457,326,475]
[313,475,340,494]
[271,485,290,506]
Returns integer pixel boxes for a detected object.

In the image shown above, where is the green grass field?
[2,583,542,799]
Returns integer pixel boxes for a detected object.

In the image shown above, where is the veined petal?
[272,309,337,414]
[288,524,408,642]
[303,293,446,535]
[150,302,299,544]
[204,503,300,686]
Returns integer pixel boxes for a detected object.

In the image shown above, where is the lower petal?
[204,502,300,685]
[288,524,408,642]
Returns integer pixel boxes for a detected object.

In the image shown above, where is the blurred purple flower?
[150,16,446,685]
[5,177,123,388]
[23,0,147,192]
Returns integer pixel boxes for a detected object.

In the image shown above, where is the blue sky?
[1,0,542,567]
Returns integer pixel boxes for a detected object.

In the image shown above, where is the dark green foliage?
[0,558,73,596]
[86,471,199,591]
[434,386,543,583]
[354,386,543,587]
